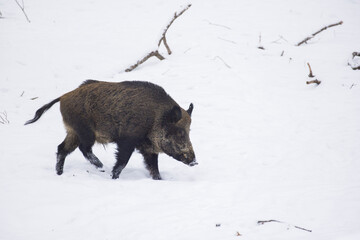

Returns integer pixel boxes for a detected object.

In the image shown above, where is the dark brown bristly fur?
[25,80,197,180]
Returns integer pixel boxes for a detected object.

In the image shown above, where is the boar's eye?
[177,129,186,138]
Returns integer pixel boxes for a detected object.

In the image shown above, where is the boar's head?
[160,103,197,166]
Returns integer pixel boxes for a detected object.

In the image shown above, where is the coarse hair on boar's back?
[25,80,197,180]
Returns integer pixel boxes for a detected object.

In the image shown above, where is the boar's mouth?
[171,153,198,167]
[188,159,198,166]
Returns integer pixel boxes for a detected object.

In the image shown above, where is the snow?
[1,0,360,239]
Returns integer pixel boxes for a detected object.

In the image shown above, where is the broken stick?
[125,51,164,72]
[297,21,343,46]
[306,79,321,85]
[307,62,315,78]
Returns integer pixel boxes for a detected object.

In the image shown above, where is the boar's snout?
[188,159,198,167]
[160,138,198,167]
[180,149,197,167]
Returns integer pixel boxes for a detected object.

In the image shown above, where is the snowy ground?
[1,0,360,239]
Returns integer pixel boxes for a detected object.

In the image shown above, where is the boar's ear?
[187,103,194,117]
[165,106,182,124]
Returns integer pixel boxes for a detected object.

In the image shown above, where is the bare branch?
[213,56,231,69]
[204,20,231,30]
[258,33,265,50]
[0,111,10,124]
[14,0,31,23]
[125,50,165,72]
[305,62,320,85]
[307,62,315,78]
[297,21,343,46]
[271,35,289,44]
[124,4,191,72]
[257,220,312,233]
[306,79,321,85]
[218,37,237,45]
[258,220,280,224]
[158,4,192,55]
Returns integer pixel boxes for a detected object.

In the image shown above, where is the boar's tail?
[25,97,61,125]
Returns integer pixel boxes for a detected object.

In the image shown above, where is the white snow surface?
[1,0,360,239]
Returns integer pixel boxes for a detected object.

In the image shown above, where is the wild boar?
[25,80,197,180]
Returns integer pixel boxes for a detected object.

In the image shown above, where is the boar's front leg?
[142,152,161,180]
[112,139,136,179]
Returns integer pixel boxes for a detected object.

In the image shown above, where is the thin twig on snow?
[204,20,231,30]
[213,56,231,69]
[257,220,312,233]
[218,37,237,44]
[0,111,10,124]
[125,51,165,72]
[307,62,315,78]
[297,21,343,46]
[14,0,31,23]
[158,4,192,55]
[258,33,265,50]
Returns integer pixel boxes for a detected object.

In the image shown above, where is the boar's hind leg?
[141,152,161,180]
[56,133,79,175]
[77,127,103,169]
[112,140,136,179]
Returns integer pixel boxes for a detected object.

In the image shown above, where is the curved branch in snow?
[124,4,191,72]
[297,21,343,46]
[158,4,192,55]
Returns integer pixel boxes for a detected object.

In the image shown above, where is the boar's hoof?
[56,169,63,175]
[93,161,103,169]
[56,163,64,175]
[152,174,162,180]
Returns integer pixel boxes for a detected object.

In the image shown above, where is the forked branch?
[158,4,192,55]
[306,62,321,85]
[125,4,191,72]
